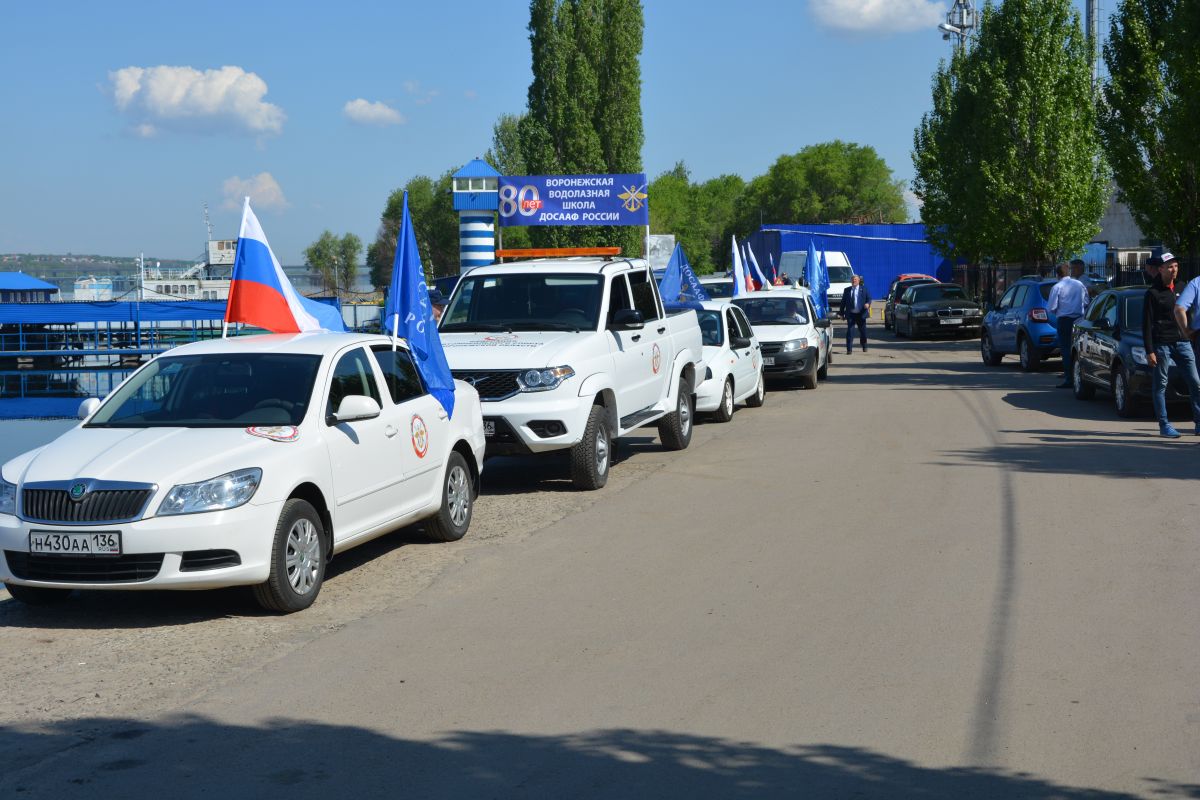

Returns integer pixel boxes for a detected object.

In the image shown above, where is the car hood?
[440,330,588,370]
[750,324,811,344]
[912,299,980,311]
[8,426,285,488]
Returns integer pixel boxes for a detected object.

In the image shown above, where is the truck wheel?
[658,380,694,451]
[5,583,73,605]
[744,371,766,408]
[712,378,735,422]
[424,451,473,542]
[570,405,611,490]
[253,498,326,614]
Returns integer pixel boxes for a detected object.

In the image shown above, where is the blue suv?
[981,279,1060,370]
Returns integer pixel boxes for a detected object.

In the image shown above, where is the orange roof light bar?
[495,247,622,259]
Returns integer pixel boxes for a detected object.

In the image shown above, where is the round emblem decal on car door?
[411,414,429,458]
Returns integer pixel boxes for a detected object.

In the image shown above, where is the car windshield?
[912,285,968,303]
[732,296,809,325]
[701,279,734,298]
[697,310,724,346]
[440,273,604,332]
[827,267,854,284]
[87,353,322,428]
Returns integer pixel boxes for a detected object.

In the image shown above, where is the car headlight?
[0,480,15,516]
[781,339,808,352]
[158,468,262,516]
[518,365,575,392]
[916,311,937,318]
[965,308,982,317]
[1131,346,1148,365]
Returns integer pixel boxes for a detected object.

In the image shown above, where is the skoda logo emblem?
[69,482,88,501]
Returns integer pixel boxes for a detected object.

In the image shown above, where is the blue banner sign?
[498,173,649,227]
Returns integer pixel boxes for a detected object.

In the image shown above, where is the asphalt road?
[3,324,1198,798]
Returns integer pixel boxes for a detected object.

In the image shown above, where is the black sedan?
[884,277,939,330]
[1070,285,1190,417]
[893,284,983,338]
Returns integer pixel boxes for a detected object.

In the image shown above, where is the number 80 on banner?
[499,184,543,218]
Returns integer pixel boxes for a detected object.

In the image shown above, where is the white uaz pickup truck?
[439,257,705,490]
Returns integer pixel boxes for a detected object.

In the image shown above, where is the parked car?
[440,257,704,490]
[884,276,939,331]
[1070,285,1186,417]
[893,283,983,338]
[732,288,832,389]
[698,275,735,299]
[980,279,1059,370]
[694,301,765,421]
[0,333,487,612]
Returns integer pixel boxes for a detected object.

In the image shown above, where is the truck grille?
[22,484,154,524]
[6,551,164,583]
[452,371,521,401]
[760,343,783,356]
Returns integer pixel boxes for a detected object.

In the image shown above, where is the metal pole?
[1086,0,1099,89]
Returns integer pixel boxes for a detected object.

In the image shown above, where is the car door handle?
[657,326,667,334]
[631,334,641,342]
[384,425,398,438]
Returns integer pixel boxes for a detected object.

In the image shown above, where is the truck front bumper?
[479,390,594,456]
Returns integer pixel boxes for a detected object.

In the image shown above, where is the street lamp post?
[938,0,976,51]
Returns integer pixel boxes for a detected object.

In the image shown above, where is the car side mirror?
[332,395,382,424]
[1094,318,1111,331]
[730,335,752,349]
[77,398,101,420]
[609,309,645,330]
[814,318,831,329]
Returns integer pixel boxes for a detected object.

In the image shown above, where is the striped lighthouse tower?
[451,158,501,272]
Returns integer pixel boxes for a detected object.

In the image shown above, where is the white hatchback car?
[694,301,766,421]
[0,333,486,613]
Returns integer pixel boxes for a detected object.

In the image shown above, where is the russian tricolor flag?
[224,198,345,334]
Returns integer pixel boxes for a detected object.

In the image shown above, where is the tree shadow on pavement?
[0,717,1157,800]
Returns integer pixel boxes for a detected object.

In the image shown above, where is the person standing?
[1046,262,1090,388]
[840,275,871,354]
[1173,265,1200,346]
[1143,253,1200,437]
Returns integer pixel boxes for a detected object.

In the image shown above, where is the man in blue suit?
[840,275,871,354]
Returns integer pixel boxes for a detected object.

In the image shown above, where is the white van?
[776,250,855,311]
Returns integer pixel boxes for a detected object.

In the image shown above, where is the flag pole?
[391,313,399,352]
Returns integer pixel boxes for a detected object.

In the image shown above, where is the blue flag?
[383,192,456,418]
[806,238,830,318]
[658,244,710,304]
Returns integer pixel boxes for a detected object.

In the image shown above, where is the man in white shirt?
[1047,262,1091,388]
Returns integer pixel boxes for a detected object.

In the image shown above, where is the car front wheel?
[253,498,326,614]
[981,333,1003,366]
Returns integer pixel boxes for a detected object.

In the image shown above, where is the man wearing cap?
[428,288,448,323]
[1046,262,1090,388]
[1142,252,1200,437]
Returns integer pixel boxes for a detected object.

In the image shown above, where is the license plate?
[29,530,121,556]
[483,420,495,436]
[940,318,963,325]
[763,357,775,366]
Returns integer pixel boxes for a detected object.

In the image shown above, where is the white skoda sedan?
[0,333,486,613]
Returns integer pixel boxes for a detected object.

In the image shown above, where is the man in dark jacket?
[840,276,871,354]
[1142,252,1200,437]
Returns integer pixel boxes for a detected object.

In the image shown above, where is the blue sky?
[0,1,1109,266]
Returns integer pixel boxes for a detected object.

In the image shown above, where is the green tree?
[739,142,907,234]
[647,162,747,274]
[485,116,532,252]
[366,171,460,289]
[518,0,645,256]
[1100,0,1200,272]
[306,231,364,297]
[913,0,1109,266]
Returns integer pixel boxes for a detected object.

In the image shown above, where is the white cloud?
[222,172,289,211]
[403,79,440,106]
[810,0,943,33]
[343,98,406,126]
[109,65,285,136]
